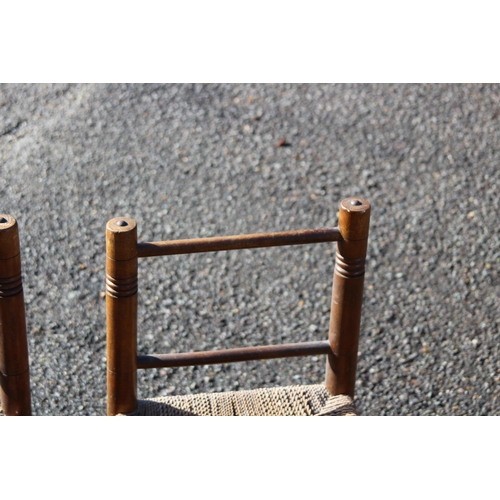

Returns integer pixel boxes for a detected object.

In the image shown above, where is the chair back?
[106,198,370,415]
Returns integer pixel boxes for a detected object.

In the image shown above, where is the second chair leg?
[325,198,370,397]
[0,215,31,416]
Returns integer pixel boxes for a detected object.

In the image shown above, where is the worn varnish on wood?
[106,198,370,415]
[137,228,341,258]
[325,198,371,397]
[0,215,31,416]
[137,341,332,369]
[106,217,138,416]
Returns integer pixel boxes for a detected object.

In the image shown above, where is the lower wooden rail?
[137,340,332,369]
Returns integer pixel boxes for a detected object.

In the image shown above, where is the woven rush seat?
[125,384,356,416]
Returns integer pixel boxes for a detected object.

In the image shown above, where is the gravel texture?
[0,83,498,416]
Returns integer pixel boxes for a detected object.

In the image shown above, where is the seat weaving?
[124,384,356,416]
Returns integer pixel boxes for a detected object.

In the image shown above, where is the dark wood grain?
[0,215,31,416]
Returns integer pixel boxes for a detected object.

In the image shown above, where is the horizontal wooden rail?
[137,340,332,369]
[137,227,341,258]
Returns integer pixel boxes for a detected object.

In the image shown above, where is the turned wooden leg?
[0,215,31,416]
[106,217,138,416]
[325,198,371,397]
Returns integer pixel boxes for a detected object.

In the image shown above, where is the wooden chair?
[0,215,31,416]
[106,198,370,416]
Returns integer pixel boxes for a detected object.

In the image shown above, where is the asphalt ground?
[0,83,498,415]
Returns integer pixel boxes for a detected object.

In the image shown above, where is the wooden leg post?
[0,215,31,416]
[326,198,371,397]
[106,217,138,415]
